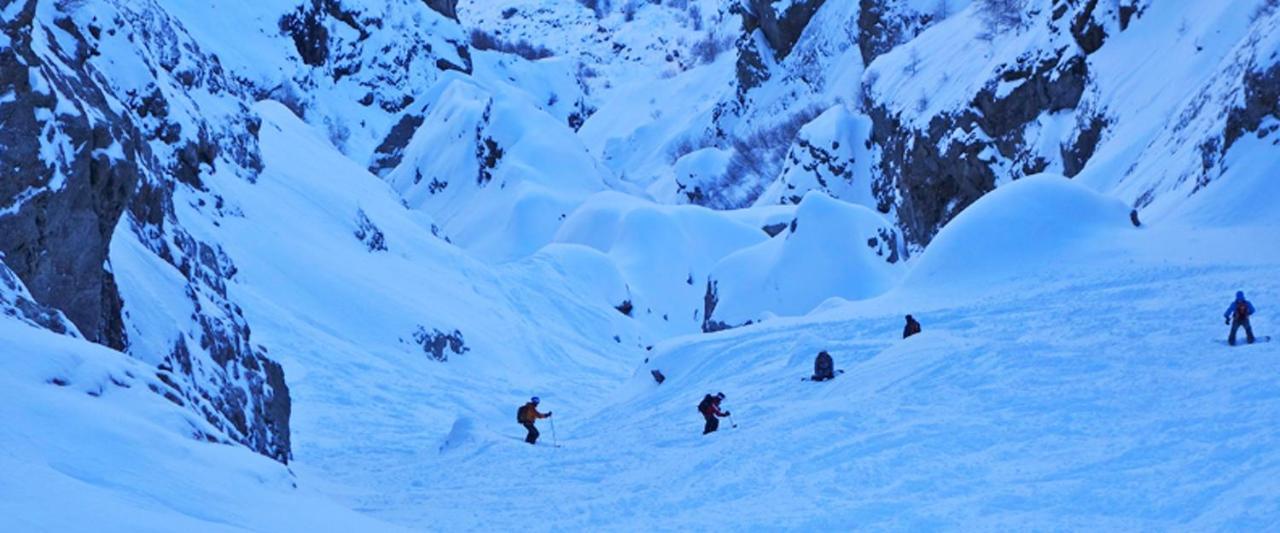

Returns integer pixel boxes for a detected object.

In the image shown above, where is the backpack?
[1236,300,1251,320]
[516,404,531,424]
[697,394,713,415]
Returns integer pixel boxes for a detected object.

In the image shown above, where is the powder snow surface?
[3,0,1280,531]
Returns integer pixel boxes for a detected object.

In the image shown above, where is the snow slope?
[361,170,1280,530]
[4,0,1280,530]
[0,277,399,532]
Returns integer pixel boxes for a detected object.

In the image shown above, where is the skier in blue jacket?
[1224,291,1257,346]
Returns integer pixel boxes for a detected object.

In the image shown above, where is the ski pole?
[729,414,738,429]
[550,417,559,448]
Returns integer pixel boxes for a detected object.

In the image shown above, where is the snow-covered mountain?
[2,0,1278,529]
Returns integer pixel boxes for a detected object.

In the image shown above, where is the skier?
[812,351,835,382]
[1224,291,1257,346]
[903,314,922,339]
[697,392,730,435]
[517,396,552,445]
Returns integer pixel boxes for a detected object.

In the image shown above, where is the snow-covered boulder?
[756,105,874,207]
[554,192,769,336]
[904,174,1131,292]
[385,76,608,262]
[705,192,903,331]
[666,147,735,206]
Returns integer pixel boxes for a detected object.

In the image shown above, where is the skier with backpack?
[697,392,731,435]
[1224,291,1257,346]
[903,314,922,339]
[812,351,835,382]
[516,396,552,445]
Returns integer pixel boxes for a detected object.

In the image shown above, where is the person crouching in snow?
[903,314,922,339]
[812,351,835,382]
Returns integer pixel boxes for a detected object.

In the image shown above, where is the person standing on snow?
[1224,291,1257,346]
[903,314,922,339]
[517,396,552,445]
[698,392,730,435]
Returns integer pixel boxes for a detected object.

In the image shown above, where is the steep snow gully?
[2,0,1280,531]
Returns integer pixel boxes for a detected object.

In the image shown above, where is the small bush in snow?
[977,0,1029,34]
[324,116,350,152]
[469,29,554,61]
[691,32,732,65]
[667,132,714,163]
[354,209,387,252]
[725,104,825,189]
[904,47,921,76]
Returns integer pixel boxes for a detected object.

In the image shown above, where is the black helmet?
[716,392,725,400]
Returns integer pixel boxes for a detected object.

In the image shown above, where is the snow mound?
[554,192,768,337]
[439,416,480,454]
[385,76,607,262]
[653,147,734,205]
[706,192,903,329]
[905,174,1132,292]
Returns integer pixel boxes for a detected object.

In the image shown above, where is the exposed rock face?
[369,112,426,176]
[701,280,750,333]
[742,0,827,60]
[0,0,290,464]
[423,0,459,21]
[864,0,1126,248]
[1224,62,1280,154]
[0,257,81,337]
[0,0,135,349]
[857,0,939,65]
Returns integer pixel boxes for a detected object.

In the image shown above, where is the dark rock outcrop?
[701,280,752,333]
[411,326,470,361]
[0,0,135,349]
[369,112,426,176]
[423,0,459,21]
[1224,61,1280,154]
[741,0,827,60]
[0,257,80,337]
[0,0,291,464]
[864,0,1117,248]
[857,0,938,65]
